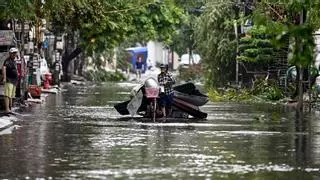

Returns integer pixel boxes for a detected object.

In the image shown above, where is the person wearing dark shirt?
[135,57,143,80]
[2,48,19,113]
[157,64,175,118]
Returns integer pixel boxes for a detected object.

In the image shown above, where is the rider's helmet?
[160,64,169,71]
[9,47,18,53]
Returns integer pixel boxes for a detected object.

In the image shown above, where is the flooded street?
[1,82,320,179]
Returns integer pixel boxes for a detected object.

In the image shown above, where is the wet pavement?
[0,82,320,179]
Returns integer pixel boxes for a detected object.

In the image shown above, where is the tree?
[195,0,237,87]
[0,0,36,21]
[0,0,38,54]
[237,26,274,69]
[44,0,184,52]
[0,0,185,80]
[43,0,184,79]
[171,0,205,57]
[253,0,320,111]
[129,0,185,46]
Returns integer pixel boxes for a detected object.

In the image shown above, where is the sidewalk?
[0,117,12,130]
[0,88,60,132]
[0,109,19,132]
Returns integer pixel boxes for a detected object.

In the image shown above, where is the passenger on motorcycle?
[157,64,175,118]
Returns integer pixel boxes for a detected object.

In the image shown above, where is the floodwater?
[0,82,320,179]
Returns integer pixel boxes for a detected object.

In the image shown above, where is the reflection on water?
[0,82,320,179]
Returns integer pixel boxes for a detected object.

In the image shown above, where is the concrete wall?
[147,41,164,67]
[147,41,179,70]
[315,30,320,69]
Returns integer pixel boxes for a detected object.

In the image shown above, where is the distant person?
[135,57,143,80]
[158,64,175,118]
[2,48,19,114]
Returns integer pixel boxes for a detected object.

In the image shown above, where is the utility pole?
[297,8,305,113]
[234,20,239,85]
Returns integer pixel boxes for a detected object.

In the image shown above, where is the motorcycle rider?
[157,64,175,118]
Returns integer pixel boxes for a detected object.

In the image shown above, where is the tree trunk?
[61,47,82,82]
[188,48,193,65]
[78,52,85,76]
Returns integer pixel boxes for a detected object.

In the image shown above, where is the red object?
[44,79,50,89]
[29,85,42,98]
[16,59,22,80]
[44,72,52,89]
[44,72,52,83]
[145,88,159,98]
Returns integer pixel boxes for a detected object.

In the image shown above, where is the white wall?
[147,41,165,66]
[315,30,320,69]
[147,41,179,70]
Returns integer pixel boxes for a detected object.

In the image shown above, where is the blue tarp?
[126,47,148,73]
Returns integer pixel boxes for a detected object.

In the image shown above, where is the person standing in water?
[157,64,175,118]
[135,57,143,81]
[2,48,19,114]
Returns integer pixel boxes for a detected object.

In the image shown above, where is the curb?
[0,118,14,132]
[0,123,14,132]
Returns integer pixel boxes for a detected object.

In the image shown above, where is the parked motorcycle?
[144,77,160,122]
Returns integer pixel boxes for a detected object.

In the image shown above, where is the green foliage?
[116,48,131,71]
[252,0,320,68]
[207,88,252,102]
[130,0,186,45]
[251,0,320,103]
[239,38,272,50]
[239,44,255,52]
[167,0,206,57]
[43,0,185,69]
[177,64,204,82]
[252,79,284,101]
[1,0,184,59]
[208,78,284,102]
[239,37,254,44]
[243,48,259,58]
[195,0,237,88]
[236,56,255,62]
[237,25,275,66]
[264,86,283,101]
[255,39,272,47]
[0,0,36,21]
[85,69,126,82]
[249,25,267,36]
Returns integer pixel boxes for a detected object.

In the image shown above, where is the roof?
[126,47,148,54]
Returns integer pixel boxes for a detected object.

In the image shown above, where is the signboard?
[0,30,15,46]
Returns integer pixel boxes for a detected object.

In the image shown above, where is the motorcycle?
[114,79,208,121]
[144,77,160,122]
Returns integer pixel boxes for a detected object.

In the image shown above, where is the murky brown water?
[0,82,320,179]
